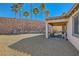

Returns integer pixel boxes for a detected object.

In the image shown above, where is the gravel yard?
[0,34,43,56]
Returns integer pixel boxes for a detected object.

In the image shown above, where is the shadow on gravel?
[8,35,79,56]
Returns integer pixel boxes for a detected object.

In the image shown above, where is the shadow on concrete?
[8,35,79,56]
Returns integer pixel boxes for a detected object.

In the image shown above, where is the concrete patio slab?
[9,35,79,56]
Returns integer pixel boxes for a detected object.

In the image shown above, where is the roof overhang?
[46,16,69,20]
[46,18,68,26]
[68,4,79,17]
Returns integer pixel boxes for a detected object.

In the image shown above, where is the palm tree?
[41,3,46,11]
[33,8,39,20]
[29,4,33,31]
[45,10,50,17]
[11,3,20,34]
[23,11,29,32]
[18,3,24,33]
[11,3,19,19]
[40,3,47,20]
[18,3,24,19]
[23,11,29,17]
[30,4,32,20]
[41,4,50,19]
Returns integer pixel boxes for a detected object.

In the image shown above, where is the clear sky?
[0,3,74,21]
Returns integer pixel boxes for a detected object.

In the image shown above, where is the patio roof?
[46,16,69,20]
[46,4,79,20]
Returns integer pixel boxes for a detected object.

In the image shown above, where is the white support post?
[46,23,48,38]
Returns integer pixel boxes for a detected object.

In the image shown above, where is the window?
[73,12,79,37]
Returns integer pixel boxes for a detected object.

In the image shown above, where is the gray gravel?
[9,35,79,56]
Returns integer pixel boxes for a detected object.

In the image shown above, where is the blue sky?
[0,3,74,21]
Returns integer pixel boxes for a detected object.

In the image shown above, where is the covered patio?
[45,16,68,39]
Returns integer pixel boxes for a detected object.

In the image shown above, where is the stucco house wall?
[67,8,79,50]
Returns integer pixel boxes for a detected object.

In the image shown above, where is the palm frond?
[23,11,29,17]
[33,8,39,15]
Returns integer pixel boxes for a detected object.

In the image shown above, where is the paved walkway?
[9,35,79,56]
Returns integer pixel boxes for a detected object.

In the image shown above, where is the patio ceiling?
[48,22,67,26]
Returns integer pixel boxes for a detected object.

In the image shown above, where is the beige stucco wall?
[67,9,79,50]
[52,26,62,32]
